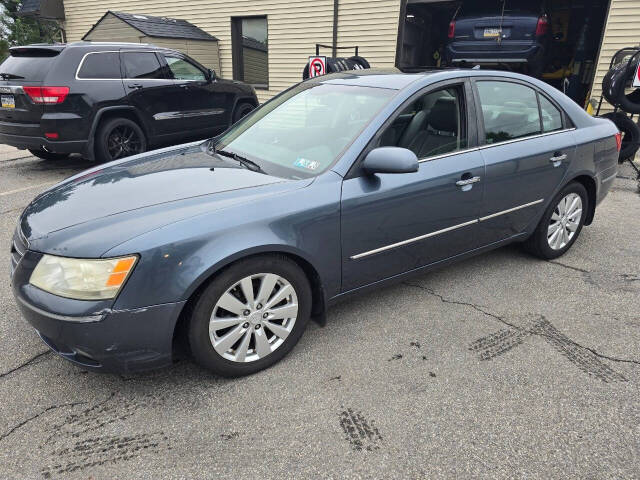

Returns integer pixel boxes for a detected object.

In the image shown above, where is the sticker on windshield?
[294,158,320,170]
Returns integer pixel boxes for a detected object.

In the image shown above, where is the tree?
[0,1,61,61]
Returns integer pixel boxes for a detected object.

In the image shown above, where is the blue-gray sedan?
[10,69,619,376]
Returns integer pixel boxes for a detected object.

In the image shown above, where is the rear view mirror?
[362,147,419,175]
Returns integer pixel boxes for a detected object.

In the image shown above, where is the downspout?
[332,0,339,58]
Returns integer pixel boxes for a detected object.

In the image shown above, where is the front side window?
[122,52,164,79]
[164,56,206,81]
[232,16,268,88]
[214,83,396,179]
[77,52,121,79]
[377,86,467,159]
[477,81,541,144]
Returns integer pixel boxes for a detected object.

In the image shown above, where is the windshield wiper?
[216,149,265,174]
[0,73,24,80]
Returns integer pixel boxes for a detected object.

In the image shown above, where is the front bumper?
[12,250,186,373]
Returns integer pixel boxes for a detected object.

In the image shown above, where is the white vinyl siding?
[63,0,402,103]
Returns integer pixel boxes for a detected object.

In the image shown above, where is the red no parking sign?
[308,56,326,78]
[634,61,640,88]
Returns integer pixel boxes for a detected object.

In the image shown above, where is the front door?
[161,54,231,137]
[472,79,576,244]
[341,82,485,291]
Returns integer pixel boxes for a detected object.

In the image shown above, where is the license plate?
[484,28,501,38]
[1,95,15,109]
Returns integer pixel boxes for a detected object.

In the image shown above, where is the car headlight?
[29,254,138,300]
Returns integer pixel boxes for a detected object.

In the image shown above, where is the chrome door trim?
[479,199,544,222]
[415,129,575,164]
[153,108,224,121]
[350,219,478,260]
[477,128,576,151]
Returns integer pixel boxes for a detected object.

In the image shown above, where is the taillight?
[615,132,622,152]
[23,86,69,104]
[448,21,455,39]
[535,15,549,36]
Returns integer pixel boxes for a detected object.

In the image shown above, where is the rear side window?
[0,55,56,81]
[77,52,121,79]
[539,95,563,132]
[122,52,164,79]
[476,81,541,144]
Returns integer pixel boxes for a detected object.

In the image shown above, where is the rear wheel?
[28,149,70,161]
[523,181,588,259]
[188,255,312,377]
[95,117,146,163]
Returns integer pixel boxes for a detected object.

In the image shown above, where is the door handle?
[456,176,481,187]
[127,83,143,90]
[549,153,567,163]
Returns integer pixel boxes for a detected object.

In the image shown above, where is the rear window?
[77,52,121,79]
[0,55,56,81]
[122,52,164,79]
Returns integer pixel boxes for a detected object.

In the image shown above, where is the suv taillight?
[23,86,69,104]
[448,21,455,39]
[535,15,549,36]
[615,132,622,152]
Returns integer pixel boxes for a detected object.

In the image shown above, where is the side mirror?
[362,147,419,175]
[207,68,216,82]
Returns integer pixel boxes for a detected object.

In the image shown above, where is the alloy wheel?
[107,125,143,160]
[209,273,299,363]
[547,192,582,250]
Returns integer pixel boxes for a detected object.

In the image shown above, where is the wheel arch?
[171,246,327,354]
[567,174,597,225]
[87,106,148,160]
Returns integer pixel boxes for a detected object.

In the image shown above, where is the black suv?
[0,42,258,162]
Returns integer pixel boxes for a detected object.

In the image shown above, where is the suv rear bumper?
[0,131,86,154]
[446,41,542,65]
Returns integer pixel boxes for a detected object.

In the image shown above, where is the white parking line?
[0,182,55,197]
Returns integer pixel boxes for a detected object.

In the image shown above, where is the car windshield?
[212,83,397,179]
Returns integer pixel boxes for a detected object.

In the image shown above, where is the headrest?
[427,97,457,133]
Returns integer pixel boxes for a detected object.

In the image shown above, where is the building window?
[231,16,268,89]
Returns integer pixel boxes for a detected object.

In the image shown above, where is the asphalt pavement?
[0,144,639,479]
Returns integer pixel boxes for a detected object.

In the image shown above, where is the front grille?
[10,226,28,275]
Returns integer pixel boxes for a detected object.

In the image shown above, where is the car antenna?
[450,4,461,23]
[498,0,506,45]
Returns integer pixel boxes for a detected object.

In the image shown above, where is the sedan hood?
[21,142,310,256]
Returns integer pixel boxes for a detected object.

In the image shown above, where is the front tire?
[523,181,588,259]
[232,102,255,123]
[188,255,312,377]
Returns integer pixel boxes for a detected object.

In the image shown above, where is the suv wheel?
[233,102,255,123]
[95,117,146,163]
[188,255,311,377]
[28,149,70,161]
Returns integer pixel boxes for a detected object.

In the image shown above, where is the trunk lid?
[0,46,64,128]
[453,14,539,42]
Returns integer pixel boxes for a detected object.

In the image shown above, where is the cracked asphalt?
[1,145,639,479]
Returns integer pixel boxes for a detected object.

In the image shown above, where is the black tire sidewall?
[232,102,255,123]
[532,182,588,259]
[95,117,146,163]
[600,112,640,162]
[188,255,312,377]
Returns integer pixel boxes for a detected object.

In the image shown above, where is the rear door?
[121,50,186,139]
[472,78,576,245]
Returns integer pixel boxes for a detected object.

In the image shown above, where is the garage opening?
[396,0,610,106]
